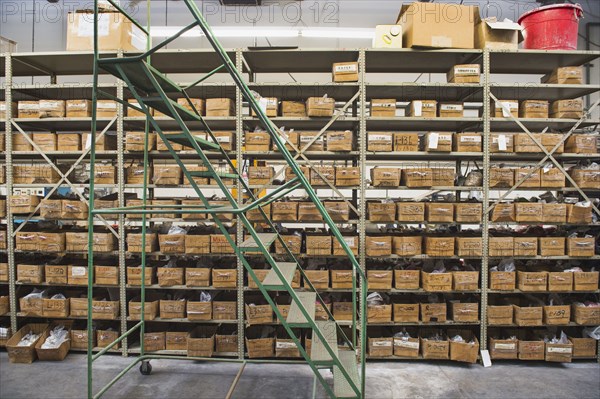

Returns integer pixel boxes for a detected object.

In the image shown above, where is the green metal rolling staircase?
[87,1,367,398]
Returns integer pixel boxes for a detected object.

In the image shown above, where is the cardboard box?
[93,265,117,285]
[394,132,420,152]
[310,166,335,186]
[520,100,549,119]
[187,301,212,321]
[438,102,464,118]
[426,203,454,223]
[183,235,210,255]
[326,130,353,151]
[449,336,479,364]
[208,131,235,152]
[306,235,332,256]
[487,305,513,325]
[448,64,480,83]
[306,97,335,117]
[373,24,403,48]
[371,99,396,117]
[365,236,392,257]
[489,237,514,257]
[515,203,543,223]
[156,267,184,287]
[543,66,583,85]
[0,101,17,119]
[62,200,88,220]
[333,302,353,321]
[551,99,583,119]
[572,304,600,325]
[431,168,455,187]
[158,233,185,254]
[335,167,360,186]
[332,235,358,257]
[394,337,419,358]
[424,237,454,257]
[11,195,40,215]
[455,203,482,223]
[248,166,274,186]
[425,132,452,152]
[421,337,449,360]
[543,305,570,325]
[245,132,271,152]
[42,298,70,318]
[518,339,545,361]
[186,327,215,357]
[368,201,397,223]
[153,165,182,186]
[15,232,39,252]
[91,300,119,320]
[397,3,478,49]
[493,99,518,118]
[175,97,205,116]
[212,269,237,288]
[542,203,567,223]
[547,271,573,292]
[491,133,514,153]
[128,298,159,321]
[401,169,433,188]
[126,233,158,254]
[18,101,40,118]
[394,269,420,290]
[159,299,186,319]
[32,133,57,151]
[370,167,400,187]
[490,271,516,291]
[65,99,92,117]
[518,271,547,292]
[44,264,68,284]
[67,10,146,51]
[513,305,543,326]
[164,331,188,351]
[475,16,523,50]
[81,132,118,151]
[332,62,359,82]
[367,304,393,324]
[212,300,236,320]
[275,337,300,358]
[515,168,541,188]
[514,133,542,153]
[367,270,393,290]
[546,340,573,363]
[94,164,116,184]
[569,169,600,189]
[206,98,234,117]
[13,133,33,151]
[97,330,120,349]
[143,332,166,352]
[567,237,595,257]
[538,237,565,257]
[565,134,597,154]
[71,329,94,350]
[541,134,564,153]
[331,269,353,289]
[246,336,275,358]
[368,337,393,357]
[420,303,447,322]
[491,203,515,222]
[275,234,302,255]
[281,101,306,117]
[285,165,309,182]
[125,131,156,152]
[367,132,394,152]
[271,202,298,222]
[570,337,597,358]
[453,271,479,291]
[19,294,44,316]
[409,100,437,117]
[67,265,88,286]
[421,271,452,292]
[216,333,238,353]
[96,100,118,117]
[304,270,329,289]
[7,324,49,364]
[490,338,518,359]
[38,232,66,252]
[392,237,422,257]
[454,133,482,152]
[393,304,419,323]
[573,271,599,291]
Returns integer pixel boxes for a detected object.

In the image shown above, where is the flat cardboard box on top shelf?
[475,16,523,50]
[67,10,147,51]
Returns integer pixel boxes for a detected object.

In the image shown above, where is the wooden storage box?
[548,272,573,292]
[489,337,518,359]
[421,271,452,292]
[401,168,433,187]
[487,305,513,325]
[394,269,420,290]
[212,269,237,288]
[546,340,573,363]
[490,271,516,291]
[7,323,49,364]
[452,271,479,291]
[393,304,419,323]
[396,202,425,222]
[420,303,447,322]
[365,236,392,257]
[420,337,449,360]
[370,168,400,187]
[306,97,335,117]
[160,299,187,319]
[392,236,422,257]
[567,237,595,257]
[573,271,599,291]
[513,305,543,326]
[424,237,454,257]
[543,305,570,325]
[367,270,393,290]
[517,271,547,292]
[394,132,420,152]
[456,237,482,258]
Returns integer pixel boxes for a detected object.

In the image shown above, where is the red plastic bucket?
[518,3,583,50]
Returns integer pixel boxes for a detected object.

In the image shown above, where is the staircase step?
[189,170,239,180]
[262,262,297,290]
[239,233,277,252]
[311,321,338,364]
[333,350,361,398]
[164,133,221,150]
[99,58,182,94]
[286,291,316,327]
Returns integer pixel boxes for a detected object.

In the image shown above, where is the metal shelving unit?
[1,44,599,369]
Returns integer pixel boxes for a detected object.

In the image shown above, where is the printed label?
[461,136,481,143]
[335,64,358,73]
[369,134,392,142]
[441,104,463,111]
[455,67,479,75]
[494,343,516,350]
[547,347,572,354]
[71,266,87,276]
[373,341,392,347]
[394,339,419,349]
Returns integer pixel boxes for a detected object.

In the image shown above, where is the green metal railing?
[88,1,367,398]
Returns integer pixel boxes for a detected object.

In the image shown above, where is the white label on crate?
[258,97,269,113]
[40,101,62,109]
[494,343,516,350]
[216,136,231,143]
[455,67,479,75]
[428,133,439,149]
[441,104,463,111]
[85,134,92,150]
[130,27,147,51]
[78,14,110,37]
[412,101,423,116]
[99,102,117,110]
[497,101,518,110]
[0,104,6,111]
[368,134,392,142]
[481,350,492,367]
[300,135,323,143]
[276,342,297,349]
[394,339,419,349]
[461,136,481,143]
[18,103,39,110]
[71,266,86,276]
[373,102,394,108]
[343,237,355,247]
[335,64,358,73]
[547,347,572,354]
[373,341,392,347]
[497,135,508,151]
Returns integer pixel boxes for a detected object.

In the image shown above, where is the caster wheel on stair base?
[140,361,152,375]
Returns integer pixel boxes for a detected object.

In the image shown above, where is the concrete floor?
[1,353,599,399]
